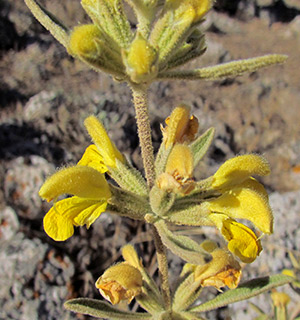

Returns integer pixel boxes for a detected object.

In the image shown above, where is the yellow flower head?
[84,116,124,168]
[193,245,242,290]
[162,104,199,149]
[39,146,111,241]
[157,144,195,194]
[95,262,143,304]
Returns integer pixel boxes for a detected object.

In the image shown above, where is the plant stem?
[131,84,171,310]
[131,85,155,189]
[152,225,172,310]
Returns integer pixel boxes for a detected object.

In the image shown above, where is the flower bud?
[194,247,242,290]
[124,34,158,84]
[271,290,290,308]
[157,144,195,194]
[84,116,124,168]
[95,263,143,304]
[69,24,101,57]
[162,104,199,149]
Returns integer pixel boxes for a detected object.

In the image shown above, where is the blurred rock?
[0,206,19,240]
[4,156,54,219]
[0,231,76,320]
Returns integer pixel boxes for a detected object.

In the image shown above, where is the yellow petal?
[43,197,107,241]
[84,116,124,168]
[73,201,107,228]
[212,154,270,189]
[166,144,194,178]
[122,245,142,269]
[162,104,199,148]
[196,249,241,290]
[78,145,107,173]
[43,205,74,241]
[95,263,143,304]
[208,178,273,234]
[271,291,291,308]
[188,0,213,22]
[221,218,262,263]
[39,166,111,201]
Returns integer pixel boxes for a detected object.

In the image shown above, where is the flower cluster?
[39,105,273,286]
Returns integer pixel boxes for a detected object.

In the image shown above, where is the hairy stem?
[131,85,155,188]
[152,225,172,310]
[131,84,171,310]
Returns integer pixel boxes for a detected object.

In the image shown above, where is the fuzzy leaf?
[64,298,152,319]
[157,54,288,81]
[24,0,69,48]
[108,185,150,221]
[154,220,211,264]
[190,127,215,167]
[110,159,148,196]
[189,274,293,313]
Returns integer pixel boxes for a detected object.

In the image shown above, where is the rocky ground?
[0,0,300,319]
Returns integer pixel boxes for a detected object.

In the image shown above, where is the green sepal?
[64,298,152,319]
[136,283,165,314]
[172,273,203,312]
[107,185,150,221]
[164,200,213,227]
[157,54,288,81]
[154,220,211,265]
[177,312,206,320]
[249,302,269,317]
[81,0,133,48]
[24,0,69,48]
[73,36,126,78]
[149,185,176,216]
[254,316,270,320]
[150,7,196,69]
[110,159,148,196]
[188,274,294,313]
[166,30,206,71]
[155,144,172,178]
[190,127,215,167]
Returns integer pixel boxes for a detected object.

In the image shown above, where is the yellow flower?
[84,116,124,168]
[161,104,199,149]
[39,146,111,241]
[201,155,273,263]
[192,244,242,290]
[95,262,143,304]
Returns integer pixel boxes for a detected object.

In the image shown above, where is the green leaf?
[190,128,215,167]
[157,54,288,81]
[188,274,293,313]
[108,185,150,221]
[24,0,69,48]
[172,273,203,312]
[154,220,211,265]
[111,159,148,196]
[64,298,152,319]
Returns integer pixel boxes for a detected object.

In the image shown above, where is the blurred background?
[0,0,300,319]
